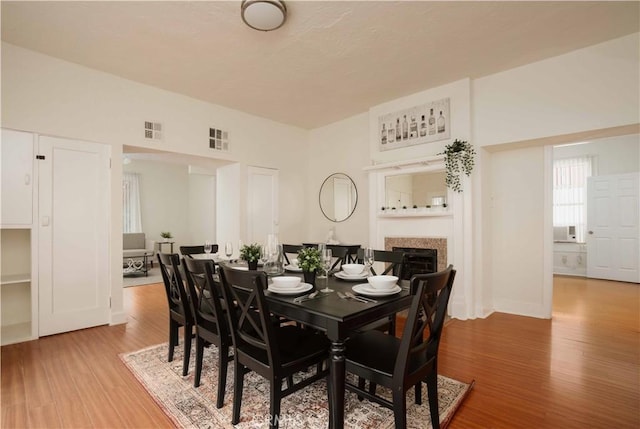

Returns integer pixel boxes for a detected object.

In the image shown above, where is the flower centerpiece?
[160,231,173,242]
[297,247,322,285]
[240,243,262,270]
[439,139,475,193]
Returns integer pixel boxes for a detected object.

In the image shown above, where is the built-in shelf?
[378,210,452,218]
[1,321,32,346]
[1,273,30,285]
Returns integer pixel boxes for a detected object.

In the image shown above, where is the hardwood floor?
[2,276,638,428]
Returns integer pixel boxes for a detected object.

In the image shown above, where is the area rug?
[121,342,473,429]
[123,267,163,288]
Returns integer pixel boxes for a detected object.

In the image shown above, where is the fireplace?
[392,247,438,280]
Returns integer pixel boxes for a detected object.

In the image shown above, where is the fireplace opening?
[392,247,438,280]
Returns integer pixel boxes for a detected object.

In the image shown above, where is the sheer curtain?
[123,172,142,233]
[553,156,592,243]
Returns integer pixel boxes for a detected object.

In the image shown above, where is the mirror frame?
[319,173,358,222]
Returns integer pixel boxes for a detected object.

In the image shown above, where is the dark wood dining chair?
[357,248,405,277]
[344,265,456,429]
[157,252,194,376]
[327,246,349,271]
[218,265,330,429]
[282,244,303,264]
[182,257,232,408]
[180,244,219,258]
[355,248,406,334]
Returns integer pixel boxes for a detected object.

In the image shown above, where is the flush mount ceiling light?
[241,0,287,31]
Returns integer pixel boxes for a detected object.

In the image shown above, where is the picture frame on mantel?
[377,97,450,151]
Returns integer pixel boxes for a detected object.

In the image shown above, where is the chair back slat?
[180,244,219,258]
[282,244,303,264]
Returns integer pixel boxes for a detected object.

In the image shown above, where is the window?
[553,156,592,242]
[123,172,142,233]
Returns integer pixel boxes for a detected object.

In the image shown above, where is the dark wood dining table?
[264,272,413,429]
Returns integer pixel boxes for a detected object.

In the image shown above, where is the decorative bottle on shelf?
[388,122,395,143]
[395,118,401,141]
[437,111,446,133]
[428,108,436,135]
[419,115,427,137]
[409,116,418,138]
[402,115,408,140]
[380,123,387,145]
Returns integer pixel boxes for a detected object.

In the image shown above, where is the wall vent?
[144,121,163,140]
[209,127,229,151]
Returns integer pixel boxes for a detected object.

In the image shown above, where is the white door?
[247,166,279,244]
[587,173,639,283]
[38,136,111,336]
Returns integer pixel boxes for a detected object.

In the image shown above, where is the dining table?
[263,270,413,429]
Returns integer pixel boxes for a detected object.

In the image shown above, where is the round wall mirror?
[319,173,358,222]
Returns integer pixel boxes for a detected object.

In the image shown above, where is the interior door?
[587,173,639,283]
[38,136,111,336]
[247,166,279,244]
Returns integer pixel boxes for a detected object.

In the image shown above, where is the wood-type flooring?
[2,276,638,428]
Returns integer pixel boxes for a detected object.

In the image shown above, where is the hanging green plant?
[439,139,475,193]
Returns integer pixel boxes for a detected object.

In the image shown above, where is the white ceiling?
[2,1,638,130]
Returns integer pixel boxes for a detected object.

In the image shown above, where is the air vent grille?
[144,121,163,140]
[209,127,229,151]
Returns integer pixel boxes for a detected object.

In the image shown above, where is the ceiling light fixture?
[241,0,287,32]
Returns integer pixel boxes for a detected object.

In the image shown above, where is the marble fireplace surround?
[384,237,447,272]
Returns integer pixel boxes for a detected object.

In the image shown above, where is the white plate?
[352,283,401,297]
[285,265,303,272]
[268,283,313,295]
[233,266,249,271]
[335,271,369,281]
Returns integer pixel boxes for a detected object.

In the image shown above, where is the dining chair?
[344,265,456,429]
[180,244,219,258]
[281,244,303,264]
[218,265,330,429]
[356,248,406,335]
[357,248,405,277]
[327,246,349,271]
[157,252,194,376]
[182,257,233,408]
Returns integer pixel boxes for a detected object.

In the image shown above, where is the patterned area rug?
[121,342,473,429]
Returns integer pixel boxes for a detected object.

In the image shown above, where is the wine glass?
[260,244,269,266]
[204,240,213,255]
[225,241,233,260]
[364,247,374,275]
[319,248,333,293]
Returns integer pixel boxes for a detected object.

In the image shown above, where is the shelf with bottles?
[378,206,451,218]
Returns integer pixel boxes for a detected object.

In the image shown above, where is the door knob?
[588,231,594,235]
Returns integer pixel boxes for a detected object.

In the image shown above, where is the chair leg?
[168,319,178,362]
[392,388,407,429]
[269,379,282,429]
[426,371,440,429]
[357,377,366,401]
[415,382,422,405]
[388,314,396,336]
[182,325,192,376]
[232,361,244,425]
[194,337,205,387]
[216,345,229,409]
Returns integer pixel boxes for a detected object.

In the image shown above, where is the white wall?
[554,134,640,175]
[306,113,370,246]
[1,42,309,324]
[476,34,639,318]
[188,171,216,245]
[123,159,191,251]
